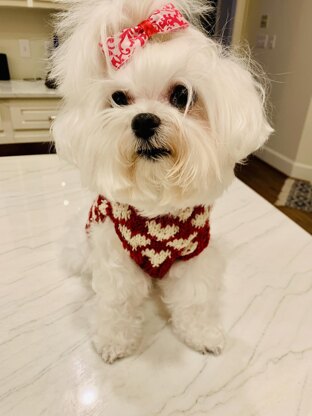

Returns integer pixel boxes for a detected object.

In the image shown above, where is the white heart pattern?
[181,241,198,256]
[118,225,151,250]
[111,201,131,220]
[98,199,108,216]
[173,207,194,222]
[166,232,198,250]
[146,220,179,241]
[142,249,172,268]
[191,207,211,228]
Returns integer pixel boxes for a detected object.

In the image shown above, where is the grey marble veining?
[0,155,311,416]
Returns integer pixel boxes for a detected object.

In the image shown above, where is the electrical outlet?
[256,34,269,49]
[19,39,31,58]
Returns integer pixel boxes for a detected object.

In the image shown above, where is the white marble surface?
[1,154,311,416]
[0,80,61,98]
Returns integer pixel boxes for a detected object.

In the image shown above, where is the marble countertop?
[0,80,61,98]
[1,155,311,416]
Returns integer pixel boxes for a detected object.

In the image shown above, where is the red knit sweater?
[86,196,211,279]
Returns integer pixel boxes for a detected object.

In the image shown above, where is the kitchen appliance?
[0,53,10,80]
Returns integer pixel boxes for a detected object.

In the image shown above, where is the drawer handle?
[49,116,56,122]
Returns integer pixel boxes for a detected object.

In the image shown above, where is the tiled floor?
[1,155,312,416]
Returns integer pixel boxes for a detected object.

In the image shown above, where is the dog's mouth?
[137,147,171,161]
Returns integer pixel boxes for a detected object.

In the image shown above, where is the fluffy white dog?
[51,0,272,363]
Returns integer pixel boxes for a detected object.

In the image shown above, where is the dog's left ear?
[207,54,273,162]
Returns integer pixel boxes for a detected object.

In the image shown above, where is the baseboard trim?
[256,146,312,182]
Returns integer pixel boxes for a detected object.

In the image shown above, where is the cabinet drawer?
[10,100,59,131]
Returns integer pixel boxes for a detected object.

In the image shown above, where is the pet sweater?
[86,195,211,279]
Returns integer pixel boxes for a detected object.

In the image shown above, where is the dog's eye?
[170,85,189,110]
[111,91,129,106]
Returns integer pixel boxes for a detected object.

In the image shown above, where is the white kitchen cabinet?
[0,102,13,142]
[10,99,59,130]
[0,0,64,9]
[0,98,60,144]
[0,0,26,6]
[31,0,64,10]
[0,112,4,133]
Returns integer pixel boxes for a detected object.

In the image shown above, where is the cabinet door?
[0,112,4,135]
[0,102,13,144]
[0,111,5,142]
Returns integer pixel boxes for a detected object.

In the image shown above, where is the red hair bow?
[104,3,189,70]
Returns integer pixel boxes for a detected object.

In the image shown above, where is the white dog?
[51,0,272,363]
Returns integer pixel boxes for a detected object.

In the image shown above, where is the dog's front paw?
[92,334,140,364]
[172,319,225,356]
[196,326,225,355]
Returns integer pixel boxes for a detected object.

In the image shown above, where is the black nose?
[131,113,161,140]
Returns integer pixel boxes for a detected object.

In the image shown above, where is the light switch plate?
[268,35,277,49]
[19,39,31,58]
[260,14,269,29]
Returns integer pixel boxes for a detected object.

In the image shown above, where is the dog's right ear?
[50,2,113,99]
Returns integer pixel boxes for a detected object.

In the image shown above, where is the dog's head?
[52,0,272,216]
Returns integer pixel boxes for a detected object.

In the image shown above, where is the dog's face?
[52,0,272,216]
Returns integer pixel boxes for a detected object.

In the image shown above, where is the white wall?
[242,0,312,181]
[0,7,54,79]
[296,98,312,167]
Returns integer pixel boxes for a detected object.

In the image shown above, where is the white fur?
[90,221,152,363]
[159,242,225,354]
[52,0,272,362]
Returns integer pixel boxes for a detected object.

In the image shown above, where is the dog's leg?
[60,211,92,280]
[90,221,151,363]
[159,245,225,355]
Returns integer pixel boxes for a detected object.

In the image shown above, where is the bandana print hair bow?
[104,3,189,70]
